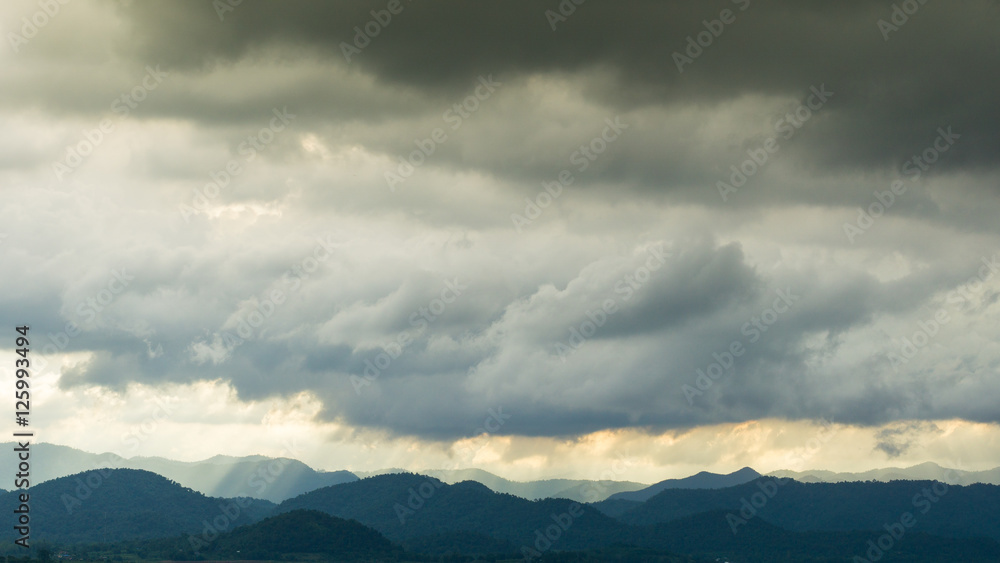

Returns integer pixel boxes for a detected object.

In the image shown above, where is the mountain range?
[353,467,649,502]
[1,443,652,503]
[606,466,763,502]
[4,467,1000,562]
[0,442,358,504]
[9,443,998,505]
[0,468,274,544]
[767,461,1000,486]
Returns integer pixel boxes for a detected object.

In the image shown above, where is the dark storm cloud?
[41,254,998,441]
[107,0,1000,176]
[874,421,942,457]
[4,0,1000,444]
[172,242,988,437]
[6,0,995,224]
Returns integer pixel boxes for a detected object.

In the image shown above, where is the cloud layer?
[1,0,998,466]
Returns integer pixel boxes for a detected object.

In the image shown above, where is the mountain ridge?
[354,466,648,502]
[768,461,1000,485]
[606,466,762,502]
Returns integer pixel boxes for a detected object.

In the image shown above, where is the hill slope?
[353,467,646,502]
[204,509,405,560]
[276,472,631,553]
[0,468,274,544]
[617,477,1000,541]
[637,509,1000,563]
[769,461,1000,486]
[606,466,761,502]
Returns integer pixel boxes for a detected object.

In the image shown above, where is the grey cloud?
[100,0,997,174]
[3,0,1000,445]
[874,421,943,458]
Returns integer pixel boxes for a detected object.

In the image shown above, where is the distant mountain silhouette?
[122,454,357,503]
[0,442,358,502]
[769,461,1000,485]
[0,468,274,543]
[354,467,647,502]
[606,466,761,502]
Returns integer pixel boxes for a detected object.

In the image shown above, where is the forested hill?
[0,468,274,544]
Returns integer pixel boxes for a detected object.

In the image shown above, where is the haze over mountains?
[354,467,649,502]
[0,443,357,503]
[8,443,1000,505]
[768,461,1000,486]
[607,467,763,502]
[0,443,649,503]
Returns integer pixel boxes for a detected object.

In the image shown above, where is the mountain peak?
[908,461,945,470]
[606,467,763,502]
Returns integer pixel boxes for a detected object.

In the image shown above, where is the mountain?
[4,467,999,562]
[115,510,411,562]
[121,454,357,503]
[278,474,1000,561]
[0,442,358,502]
[605,466,761,502]
[634,509,1000,563]
[615,477,1000,541]
[353,467,647,502]
[589,497,643,518]
[196,509,406,561]
[769,461,1000,485]
[275,472,633,554]
[0,468,274,544]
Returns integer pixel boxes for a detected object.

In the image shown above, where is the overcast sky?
[2,0,999,482]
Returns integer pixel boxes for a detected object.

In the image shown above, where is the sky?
[1,0,999,483]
